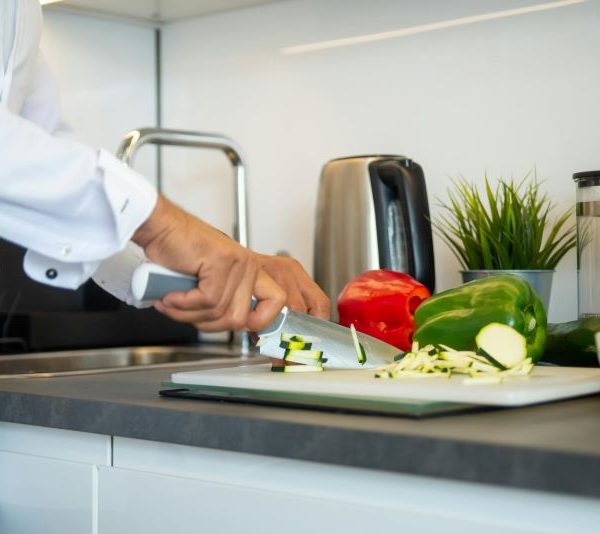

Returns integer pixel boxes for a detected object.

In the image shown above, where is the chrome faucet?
[116,128,251,353]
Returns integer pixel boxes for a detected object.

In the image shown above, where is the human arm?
[132,195,286,332]
[0,106,157,289]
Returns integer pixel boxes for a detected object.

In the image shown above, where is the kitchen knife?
[256,305,400,369]
[131,262,401,368]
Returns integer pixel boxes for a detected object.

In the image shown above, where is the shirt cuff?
[92,242,152,308]
[23,250,100,290]
[97,149,158,246]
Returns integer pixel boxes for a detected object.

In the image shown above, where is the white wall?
[40,9,157,183]
[160,0,600,322]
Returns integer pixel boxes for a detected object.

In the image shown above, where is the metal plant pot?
[461,270,554,312]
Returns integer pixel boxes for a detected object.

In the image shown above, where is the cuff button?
[46,268,58,280]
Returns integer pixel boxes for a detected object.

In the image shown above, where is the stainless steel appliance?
[314,155,435,319]
[574,170,600,317]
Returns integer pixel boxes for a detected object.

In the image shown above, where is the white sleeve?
[18,52,71,137]
[0,107,157,290]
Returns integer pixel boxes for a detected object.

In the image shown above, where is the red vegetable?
[337,270,431,351]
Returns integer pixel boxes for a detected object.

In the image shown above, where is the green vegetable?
[280,333,321,343]
[542,318,600,367]
[271,335,326,373]
[374,338,533,383]
[475,323,527,369]
[350,324,367,365]
[271,365,323,373]
[280,341,312,350]
[414,274,547,363]
[284,349,323,364]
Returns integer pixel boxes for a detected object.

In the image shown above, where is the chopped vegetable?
[280,333,321,344]
[476,322,527,368]
[280,340,313,350]
[337,270,431,351]
[284,350,324,365]
[270,334,326,373]
[414,274,547,363]
[271,365,324,373]
[374,323,535,384]
[350,324,367,365]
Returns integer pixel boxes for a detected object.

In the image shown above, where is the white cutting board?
[170,364,600,407]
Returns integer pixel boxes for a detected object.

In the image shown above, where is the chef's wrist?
[132,194,178,249]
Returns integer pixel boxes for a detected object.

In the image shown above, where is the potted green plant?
[432,170,577,310]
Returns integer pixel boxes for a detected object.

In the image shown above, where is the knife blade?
[131,262,401,369]
[257,306,400,369]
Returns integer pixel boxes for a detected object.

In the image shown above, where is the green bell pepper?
[413,274,547,363]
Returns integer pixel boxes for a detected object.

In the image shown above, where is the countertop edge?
[1,390,599,499]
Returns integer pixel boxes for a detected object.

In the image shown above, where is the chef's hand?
[255,253,331,320]
[132,195,286,332]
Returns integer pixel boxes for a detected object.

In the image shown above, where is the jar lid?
[573,170,600,187]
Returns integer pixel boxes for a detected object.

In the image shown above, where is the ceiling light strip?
[281,0,586,55]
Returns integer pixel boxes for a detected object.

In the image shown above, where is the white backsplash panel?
[41,8,157,183]
[159,0,600,322]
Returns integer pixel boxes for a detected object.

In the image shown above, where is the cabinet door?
[100,465,499,534]
[105,438,600,534]
[0,451,96,534]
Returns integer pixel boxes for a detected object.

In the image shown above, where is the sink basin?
[0,345,250,378]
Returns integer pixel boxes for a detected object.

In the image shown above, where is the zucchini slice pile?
[375,323,534,385]
[270,333,325,373]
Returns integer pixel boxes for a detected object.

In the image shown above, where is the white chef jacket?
[0,0,157,305]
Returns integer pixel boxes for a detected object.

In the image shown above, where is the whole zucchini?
[542,318,600,367]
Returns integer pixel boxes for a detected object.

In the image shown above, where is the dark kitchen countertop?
[0,357,599,499]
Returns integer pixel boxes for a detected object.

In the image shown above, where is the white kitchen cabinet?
[0,451,97,534]
[99,465,474,533]
[100,437,600,534]
[3,424,600,534]
[0,422,111,534]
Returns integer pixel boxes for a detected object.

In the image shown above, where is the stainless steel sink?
[0,345,250,378]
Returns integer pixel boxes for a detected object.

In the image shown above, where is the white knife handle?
[131,264,286,336]
[131,263,197,301]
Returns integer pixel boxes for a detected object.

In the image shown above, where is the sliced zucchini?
[373,322,534,381]
[476,323,527,369]
[280,333,321,344]
[284,353,324,366]
[350,324,367,365]
[470,360,500,373]
[271,364,323,373]
[390,370,449,379]
[283,349,323,361]
[280,340,313,350]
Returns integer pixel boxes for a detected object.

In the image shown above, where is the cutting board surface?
[170,364,600,407]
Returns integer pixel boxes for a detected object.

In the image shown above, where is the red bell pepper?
[337,270,430,351]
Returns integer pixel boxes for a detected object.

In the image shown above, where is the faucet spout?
[116,127,251,353]
[116,128,248,248]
